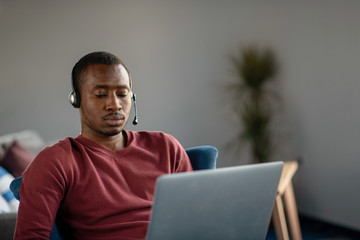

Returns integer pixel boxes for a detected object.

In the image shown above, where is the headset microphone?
[132,92,139,125]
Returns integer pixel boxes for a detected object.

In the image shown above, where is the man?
[14,51,193,239]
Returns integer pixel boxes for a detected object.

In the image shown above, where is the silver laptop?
[146,161,283,240]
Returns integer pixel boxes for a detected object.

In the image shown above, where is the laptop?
[146,161,283,240]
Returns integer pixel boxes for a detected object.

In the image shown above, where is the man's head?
[70,51,133,139]
[70,51,132,108]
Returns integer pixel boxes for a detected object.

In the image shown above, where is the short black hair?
[71,51,131,94]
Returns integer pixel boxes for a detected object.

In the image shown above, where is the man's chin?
[96,127,123,137]
[103,130,123,137]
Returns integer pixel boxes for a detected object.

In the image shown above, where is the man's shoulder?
[127,130,176,142]
[129,130,170,137]
[36,137,76,159]
[126,130,183,152]
[23,137,76,176]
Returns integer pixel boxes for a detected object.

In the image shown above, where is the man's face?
[79,64,132,138]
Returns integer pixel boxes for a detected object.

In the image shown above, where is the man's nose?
[106,93,122,111]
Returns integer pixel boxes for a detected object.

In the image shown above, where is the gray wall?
[1,0,359,231]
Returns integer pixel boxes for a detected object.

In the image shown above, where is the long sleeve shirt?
[15,130,193,240]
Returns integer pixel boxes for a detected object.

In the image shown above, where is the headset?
[68,70,139,125]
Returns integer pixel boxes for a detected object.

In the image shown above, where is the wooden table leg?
[283,183,302,240]
[272,195,289,240]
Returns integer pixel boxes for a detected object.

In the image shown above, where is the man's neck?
[81,130,126,152]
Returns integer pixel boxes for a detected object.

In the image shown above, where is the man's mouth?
[103,113,125,120]
[103,113,125,125]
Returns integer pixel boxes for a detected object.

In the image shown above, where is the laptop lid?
[146,161,283,240]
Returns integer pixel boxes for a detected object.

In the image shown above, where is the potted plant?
[225,45,278,163]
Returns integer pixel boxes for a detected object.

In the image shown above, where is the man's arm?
[166,134,193,173]
[14,145,67,239]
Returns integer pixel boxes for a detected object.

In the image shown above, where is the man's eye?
[95,94,107,98]
[117,93,129,98]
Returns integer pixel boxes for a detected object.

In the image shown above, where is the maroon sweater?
[15,131,192,240]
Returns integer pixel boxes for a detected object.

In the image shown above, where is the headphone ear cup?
[69,91,80,108]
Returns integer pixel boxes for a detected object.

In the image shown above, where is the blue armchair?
[10,145,218,240]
